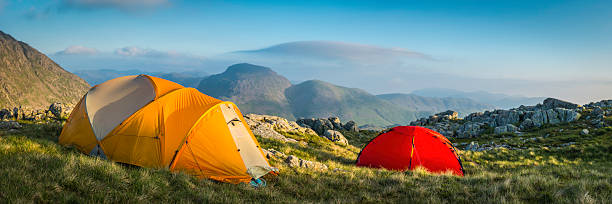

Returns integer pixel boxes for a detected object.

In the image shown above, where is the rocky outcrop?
[297,117,359,143]
[245,114,317,136]
[0,103,74,121]
[244,114,302,144]
[409,98,584,138]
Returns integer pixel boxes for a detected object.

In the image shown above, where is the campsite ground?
[0,119,610,203]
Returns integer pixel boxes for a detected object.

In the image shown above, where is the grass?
[0,119,611,203]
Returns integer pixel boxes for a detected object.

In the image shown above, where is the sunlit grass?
[0,120,610,202]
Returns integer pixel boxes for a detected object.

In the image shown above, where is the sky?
[0,0,611,104]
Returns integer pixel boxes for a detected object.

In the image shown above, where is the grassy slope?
[0,117,611,202]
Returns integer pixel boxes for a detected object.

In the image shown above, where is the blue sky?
[0,0,611,103]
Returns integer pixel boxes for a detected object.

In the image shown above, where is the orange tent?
[59,75,276,183]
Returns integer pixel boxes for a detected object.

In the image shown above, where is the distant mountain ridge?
[196,63,496,126]
[0,30,90,108]
[411,88,546,109]
[376,93,495,117]
[74,69,208,87]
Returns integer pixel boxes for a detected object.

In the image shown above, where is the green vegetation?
[1,118,611,202]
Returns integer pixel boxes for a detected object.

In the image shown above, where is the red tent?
[356,126,464,176]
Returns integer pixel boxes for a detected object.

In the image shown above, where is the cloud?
[55,45,99,55]
[61,0,170,12]
[232,41,432,64]
[51,46,208,72]
[114,46,167,57]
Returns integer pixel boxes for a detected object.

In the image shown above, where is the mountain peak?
[224,63,275,75]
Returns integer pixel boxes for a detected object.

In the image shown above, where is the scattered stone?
[560,142,576,147]
[580,129,589,135]
[284,155,328,171]
[0,121,21,129]
[323,130,349,145]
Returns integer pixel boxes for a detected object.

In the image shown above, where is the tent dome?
[59,75,276,183]
[356,126,464,176]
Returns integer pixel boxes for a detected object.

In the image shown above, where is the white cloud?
[55,45,99,55]
[233,41,432,64]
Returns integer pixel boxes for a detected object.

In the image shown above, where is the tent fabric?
[356,126,464,176]
[59,75,276,183]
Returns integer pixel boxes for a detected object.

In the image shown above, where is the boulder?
[580,129,589,135]
[541,98,581,110]
[343,121,359,132]
[246,114,317,136]
[284,155,328,171]
[519,118,535,130]
[328,117,343,130]
[48,103,68,118]
[323,130,349,145]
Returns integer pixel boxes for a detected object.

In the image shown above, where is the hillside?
[197,63,294,119]
[0,31,90,108]
[286,80,423,126]
[377,93,494,117]
[0,99,610,202]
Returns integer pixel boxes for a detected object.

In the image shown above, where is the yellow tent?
[59,75,277,183]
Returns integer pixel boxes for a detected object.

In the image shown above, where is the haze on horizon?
[0,0,610,104]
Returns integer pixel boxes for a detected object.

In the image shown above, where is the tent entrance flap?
[220,103,273,179]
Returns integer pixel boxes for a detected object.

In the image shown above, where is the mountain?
[195,63,507,126]
[74,69,207,87]
[0,31,90,108]
[376,93,495,117]
[285,80,425,126]
[197,63,294,119]
[411,88,546,109]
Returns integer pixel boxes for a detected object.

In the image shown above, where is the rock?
[328,117,343,130]
[466,141,479,151]
[48,103,68,118]
[456,122,484,138]
[580,129,589,135]
[541,98,581,110]
[343,121,359,132]
[494,124,518,134]
[284,155,328,171]
[262,148,287,159]
[284,155,301,167]
[323,130,349,145]
[298,118,334,135]
[246,114,317,136]
[0,109,11,120]
[248,120,299,143]
[437,110,459,120]
[0,121,21,129]
[560,142,576,147]
[519,118,535,130]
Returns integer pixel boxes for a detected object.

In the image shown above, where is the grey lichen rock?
[323,130,349,145]
[580,129,589,135]
[343,121,359,132]
[284,155,328,171]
